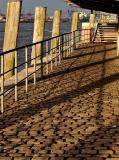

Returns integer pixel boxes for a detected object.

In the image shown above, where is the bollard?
[31,7,46,63]
[71,12,79,50]
[3,0,22,79]
[89,14,95,42]
[51,10,62,58]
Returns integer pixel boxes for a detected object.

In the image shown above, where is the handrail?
[0,29,90,56]
[92,22,99,42]
[0,28,92,113]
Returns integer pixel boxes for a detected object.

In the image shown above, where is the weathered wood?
[71,12,79,32]
[31,7,46,63]
[3,0,22,79]
[51,10,62,54]
[71,12,79,49]
[89,14,95,28]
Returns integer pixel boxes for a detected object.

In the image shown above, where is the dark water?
[0,21,73,71]
[0,21,72,51]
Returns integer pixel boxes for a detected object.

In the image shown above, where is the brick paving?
[0,42,119,159]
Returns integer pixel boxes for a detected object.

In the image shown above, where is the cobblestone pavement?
[1,43,119,160]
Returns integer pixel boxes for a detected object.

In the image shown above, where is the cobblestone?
[0,43,119,159]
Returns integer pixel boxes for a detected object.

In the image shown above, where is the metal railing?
[0,28,92,113]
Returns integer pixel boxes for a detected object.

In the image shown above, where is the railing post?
[61,35,64,59]
[69,33,72,54]
[33,45,36,85]
[46,41,49,74]
[15,50,18,101]
[72,31,75,51]
[66,34,69,57]
[25,47,28,93]
[41,42,44,77]
[55,37,58,66]
[68,34,70,56]
[1,54,4,113]
[117,15,119,56]
[50,40,53,71]
[58,36,61,63]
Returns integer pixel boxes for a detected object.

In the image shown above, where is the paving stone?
[0,43,119,159]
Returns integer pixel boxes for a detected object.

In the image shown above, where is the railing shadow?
[0,43,118,128]
[0,42,119,158]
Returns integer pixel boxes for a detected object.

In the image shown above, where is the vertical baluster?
[61,35,64,59]
[25,47,28,92]
[46,41,49,75]
[69,33,72,55]
[1,54,4,113]
[51,39,53,71]
[55,37,58,66]
[66,34,68,57]
[64,34,66,57]
[84,29,86,43]
[68,34,70,55]
[15,50,18,101]
[41,42,44,77]
[58,36,61,63]
[71,32,72,52]
[34,45,36,85]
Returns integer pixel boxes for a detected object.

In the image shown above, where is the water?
[0,21,72,51]
[0,21,72,71]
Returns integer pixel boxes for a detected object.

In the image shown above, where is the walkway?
[0,42,119,160]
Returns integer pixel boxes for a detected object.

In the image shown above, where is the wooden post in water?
[51,10,61,56]
[117,15,119,56]
[71,12,79,32]
[3,0,22,79]
[89,13,95,42]
[89,13,95,28]
[31,7,46,63]
[71,12,79,49]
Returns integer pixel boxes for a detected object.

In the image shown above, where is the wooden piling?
[71,12,79,49]
[51,10,61,55]
[89,13,95,42]
[31,7,46,63]
[71,12,79,32]
[3,0,22,79]
[89,14,95,28]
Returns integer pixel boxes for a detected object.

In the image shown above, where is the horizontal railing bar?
[0,32,71,55]
[0,29,90,56]
[1,86,15,97]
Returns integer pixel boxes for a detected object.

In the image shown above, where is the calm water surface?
[0,21,73,71]
[0,21,72,51]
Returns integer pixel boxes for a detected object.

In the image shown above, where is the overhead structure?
[65,0,119,14]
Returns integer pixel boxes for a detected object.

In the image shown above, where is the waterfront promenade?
[0,42,119,159]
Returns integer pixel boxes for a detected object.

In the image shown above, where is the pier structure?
[1,0,119,159]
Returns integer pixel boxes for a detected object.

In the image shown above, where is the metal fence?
[0,28,92,113]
